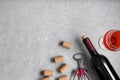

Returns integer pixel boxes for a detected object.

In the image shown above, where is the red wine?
[103,30,120,51]
[82,35,120,80]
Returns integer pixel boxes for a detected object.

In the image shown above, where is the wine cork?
[44,70,54,76]
[62,41,72,49]
[59,64,68,73]
[82,35,87,39]
[54,56,64,63]
[41,77,51,80]
[58,75,69,80]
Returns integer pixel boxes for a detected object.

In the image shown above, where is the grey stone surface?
[0,0,120,80]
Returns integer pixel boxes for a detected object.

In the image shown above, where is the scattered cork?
[62,41,72,49]
[54,56,64,63]
[59,64,68,73]
[41,77,51,80]
[44,70,54,76]
[58,75,69,80]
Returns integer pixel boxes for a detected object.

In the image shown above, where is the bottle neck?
[83,37,98,56]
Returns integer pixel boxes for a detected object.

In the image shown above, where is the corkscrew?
[72,53,91,80]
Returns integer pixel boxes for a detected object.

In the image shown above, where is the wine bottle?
[82,35,120,80]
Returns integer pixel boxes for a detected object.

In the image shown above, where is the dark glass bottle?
[82,36,120,80]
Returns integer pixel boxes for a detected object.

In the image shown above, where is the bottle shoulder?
[91,54,109,66]
[92,54,107,59]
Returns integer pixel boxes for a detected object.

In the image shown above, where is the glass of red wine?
[99,29,120,51]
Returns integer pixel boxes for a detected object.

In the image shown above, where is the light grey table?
[0,0,120,80]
